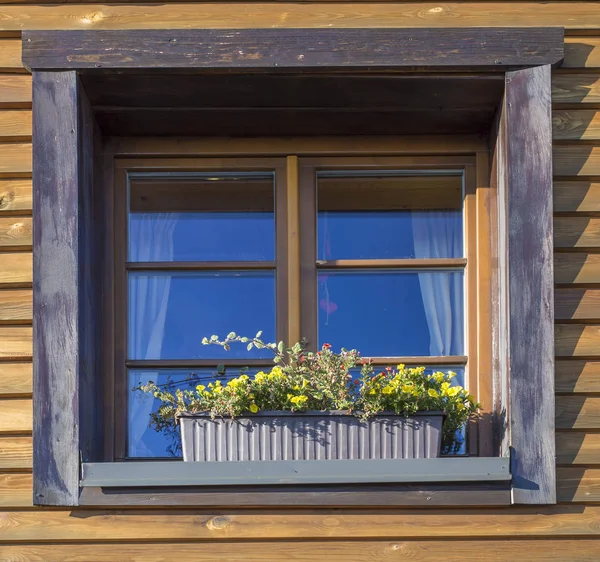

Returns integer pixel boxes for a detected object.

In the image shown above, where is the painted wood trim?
[22,28,564,71]
[81,458,510,487]
[32,71,81,506]
[505,65,556,505]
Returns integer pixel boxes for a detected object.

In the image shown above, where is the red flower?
[353,379,360,385]
[385,367,392,372]
[323,343,332,349]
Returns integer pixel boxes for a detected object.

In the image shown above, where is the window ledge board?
[81,457,510,488]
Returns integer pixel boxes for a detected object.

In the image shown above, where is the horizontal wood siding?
[0,11,598,560]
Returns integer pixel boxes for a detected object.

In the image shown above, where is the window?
[115,153,489,459]
[27,27,561,506]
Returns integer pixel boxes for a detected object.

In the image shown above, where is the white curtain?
[412,211,463,356]
[128,213,179,457]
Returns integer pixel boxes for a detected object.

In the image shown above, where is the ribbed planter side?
[179,411,444,462]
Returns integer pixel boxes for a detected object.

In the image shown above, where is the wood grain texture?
[0,180,31,213]
[0,4,599,31]
[553,110,600,141]
[554,181,600,213]
[505,65,555,504]
[553,74,600,104]
[0,290,31,324]
[556,433,600,465]
[22,28,564,70]
[556,360,600,393]
[555,253,600,284]
[0,327,30,361]
[0,217,30,250]
[0,253,31,288]
[0,75,31,108]
[555,217,600,248]
[0,399,31,434]
[555,289,600,320]
[0,436,32,470]
[3,540,600,562]
[0,40,23,72]
[0,362,31,397]
[0,473,31,507]
[554,146,600,177]
[564,37,600,69]
[2,507,600,541]
[0,111,31,142]
[555,324,600,357]
[557,468,600,503]
[0,143,31,177]
[32,71,80,506]
[556,396,600,429]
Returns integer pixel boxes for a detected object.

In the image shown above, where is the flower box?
[179,410,444,462]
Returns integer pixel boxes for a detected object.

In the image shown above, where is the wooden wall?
[1,6,600,560]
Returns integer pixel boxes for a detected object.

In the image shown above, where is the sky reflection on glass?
[127,271,275,360]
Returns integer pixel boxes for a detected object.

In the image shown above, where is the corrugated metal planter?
[179,411,444,462]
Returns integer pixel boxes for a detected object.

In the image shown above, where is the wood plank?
[556,324,600,357]
[554,181,600,213]
[553,110,600,141]
[0,327,31,361]
[0,289,31,324]
[0,436,32,470]
[556,433,600,466]
[554,146,600,177]
[0,75,31,108]
[32,71,81,507]
[3,506,600,541]
[0,473,30,507]
[0,217,31,250]
[564,37,600,69]
[505,65,555,504]
[0,143,31,176]
[555,217,600,248]
[556,360,600,393]
[0,111,31,142]
[555,253,600,285]
[1,5,599,31]
[0,40,23,73]
[557,468,600,503]
[556,396,600,429]
[22,28,564,71]
[0,253,31,288]
[4,541,600,562]
[555,289,600,320]
[0,180,31,214]
[0,399,32,433]
[0,362,31,397]
[553,74,600,104]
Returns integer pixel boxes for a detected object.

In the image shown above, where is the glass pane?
[318,270,464,357]
[128,271,275,360]
[128,367,263,458]
[128,173,275,262]
[317,172,463,260]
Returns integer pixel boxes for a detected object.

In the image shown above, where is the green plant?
[138,332,480,453]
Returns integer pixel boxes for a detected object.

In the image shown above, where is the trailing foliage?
[138,332,480,453]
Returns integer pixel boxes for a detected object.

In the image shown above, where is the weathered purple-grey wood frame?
[23,28,562,507]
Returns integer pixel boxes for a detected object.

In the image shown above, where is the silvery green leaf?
[201,337,209,345]
[247,343,253,351]
[255,330,263,338]
[227,332,236,339]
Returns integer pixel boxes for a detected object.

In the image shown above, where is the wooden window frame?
[24,27,563,507]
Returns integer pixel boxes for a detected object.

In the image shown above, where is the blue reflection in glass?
[128,368,263,458]
[318,210,463,260]
[128,271,275,360]
[318,270,464,357]
[129,212,274,262]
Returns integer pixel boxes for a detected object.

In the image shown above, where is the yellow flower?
[382,386,393,395]
[401,384,413,393]
[290,395,308,406]
[255,372,266,383]
[196,385,206,392]
[293,385,301,391]
[428,389,439,398]
[447,387,461,397]
[369,389,376,395]
[397,364,405,371]
[448,371,456,379]
[271,366,283,377]
[249,403,259,413]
